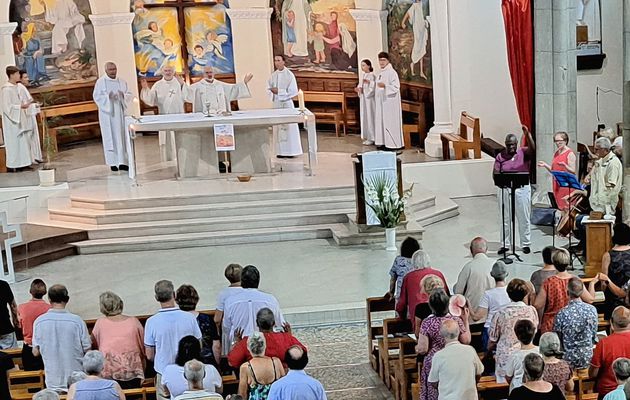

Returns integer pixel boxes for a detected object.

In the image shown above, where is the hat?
[491,261,508,280]
[448,294,466,317]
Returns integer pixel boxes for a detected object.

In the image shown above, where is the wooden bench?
[39,100,100,152]
[476,375,509,400]
[0,145,6,173]
[389,337,417,400]
[378,318,413,387]
[402,100,427,148]
[366,296,395,372]
[302,91,347,137]
[440,111,482,160]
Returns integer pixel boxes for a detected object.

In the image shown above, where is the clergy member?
[18,70,42,163]
[355,59,376,145]
[140,65,184,162]
[1,66,33,172]
[93,62,132,172]
[267,54,302,158]
[374,52,404,150]
[184,65,253,114]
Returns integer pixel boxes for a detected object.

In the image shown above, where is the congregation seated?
[602,358,630,400]
[267,346,327,400]
[162,336,222,398]
[454,237,495,324]
[175,360,223,400]
[228,308,305,369]
[472,261,510,352]
[508,353,565,400]
[67,371,88,388]
[386,236,421,301]
[237,332,285,398]
[590,306,630,397]
[0,277,19,350]
[215,264,244,357]
[540,332,574,395]
[601,223,630,318]
[505,319,538,393]
[67,350,125,400]
[33,284,91,392]
[176,284,221,367]
[92,291,145,388]
[552,277,599,370]
[18,279,50,371]
[223,265,285,346]
[530,246,557,294]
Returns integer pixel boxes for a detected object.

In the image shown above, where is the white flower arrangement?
[363,172,413,228]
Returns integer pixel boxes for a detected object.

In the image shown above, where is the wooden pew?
[440,111,482,160]
[0,146,6,173]
[302,91,347,137]
[402,100,427,148]
[8,369,45,399]
[378,318,413,387]
[476,375,509,400]
[389,337,417,400]
[39,100,100,152]
[366,296,395,372]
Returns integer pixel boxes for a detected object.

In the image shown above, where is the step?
[50,195,356,225]
[413,195,459,226]
[88,209,353,239]
[71,186,356,210]
[7,230,88,257]
[331,220,426,246]
[72,224,335,254]
[12,245,78,271]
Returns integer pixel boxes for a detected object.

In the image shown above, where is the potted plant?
[363,172,413,251]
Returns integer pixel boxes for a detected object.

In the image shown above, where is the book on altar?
[214,123,235,151]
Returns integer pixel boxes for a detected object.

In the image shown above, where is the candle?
[132,97,140,117]
[298,89,305,111]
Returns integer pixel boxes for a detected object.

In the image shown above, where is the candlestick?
[132,97,140,118]
[298,89,305,111]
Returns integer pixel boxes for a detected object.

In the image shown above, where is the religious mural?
[270,0,358,73]
[184,3,234,75]
[386,0,432,84]
[9,0,98,87]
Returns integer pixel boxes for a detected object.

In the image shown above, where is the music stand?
[493,172,530,263]
[550,171,585,267]
[547,192,558,248]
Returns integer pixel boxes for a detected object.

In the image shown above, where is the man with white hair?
[428,319,484,399]
[175,360,222,399]
[590,136,622,218]
[454,237,495,322]
[184,65,252,115]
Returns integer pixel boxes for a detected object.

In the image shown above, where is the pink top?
[92,316,145,381]
[494,148,531,173]
[18,299,51,345]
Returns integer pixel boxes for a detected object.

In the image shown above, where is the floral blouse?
[552,299,598,369]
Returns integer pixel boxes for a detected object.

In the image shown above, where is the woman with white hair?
[603,358,630,400]
[67,351,125,400]
[33,389,60,400]
[237,332,285,399]
[539,332,574,395]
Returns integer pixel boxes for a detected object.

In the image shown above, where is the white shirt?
[173,390,222,400]
[144,307,202,374]
[428,341,484,400]
[162,364,222,399]
[216,287,245,312]
[505,347,539,392]
[478,286,511,328]
[223,288,285,343]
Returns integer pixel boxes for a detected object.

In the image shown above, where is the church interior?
[0,0,628,399]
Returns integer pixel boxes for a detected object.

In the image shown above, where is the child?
[190,44,207,74]
[311,23,326,64]
[214,264,244,355]
[284,10,296,57]
[505,319,539,393]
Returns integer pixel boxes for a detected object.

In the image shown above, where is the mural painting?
[184,3,234,75]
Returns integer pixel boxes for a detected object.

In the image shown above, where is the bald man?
[267,346,326,400]
[140,66,184,161]
[454,237,495,322]
[428,320,483,400]
[184,66,252,115]
[590,306,630,397]
[93,62,132,171]
[494,125,535,255]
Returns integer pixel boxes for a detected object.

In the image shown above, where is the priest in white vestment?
[374,52,404,150]
[1,66,33,170]
[93,62,132,171]
[184,65,252,114]
[267,55,302,157]
[140,65,183,162]
[18,71,42,163]
[41,0,86,54]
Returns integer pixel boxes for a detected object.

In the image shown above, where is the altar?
[125,109,318,179]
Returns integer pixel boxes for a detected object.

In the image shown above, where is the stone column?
[88,12,140,116]
[622,0,630,222]
[227,1,274,109]
[0,23,17,75]
[424,0,454,158]
[349,7,388,72]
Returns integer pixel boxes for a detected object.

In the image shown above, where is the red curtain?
[501,0,534,135]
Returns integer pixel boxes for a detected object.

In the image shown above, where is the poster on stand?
[214,124,235,151]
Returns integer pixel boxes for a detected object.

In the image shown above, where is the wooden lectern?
[583,219,614,277]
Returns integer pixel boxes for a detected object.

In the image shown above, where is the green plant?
[363,173,413,228]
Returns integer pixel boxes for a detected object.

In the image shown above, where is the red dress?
[540,275,570,333]
[552,148,575,210]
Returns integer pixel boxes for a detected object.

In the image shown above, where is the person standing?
[267,346,327,400]
[590,306,630,397]
[1,65,33,172]
[374,52,404,150]
[537,132,576,210]
[401,0,429,79]
[140,65,185,162]
[18,279,50,370]
[93,62,132,172]
[17,70,42,163]
[355,59,376,146]
[494,125,535,255]
[184,66,252,114]
[267,55,302,158]
[454,237,495,322]
[0,278,19,349]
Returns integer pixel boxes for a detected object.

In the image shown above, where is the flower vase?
[385,227,397,251]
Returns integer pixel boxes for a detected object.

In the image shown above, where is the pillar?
[622,0,630,222]
[0,22,17,76]
[88,9,139,116]
[424,0,454,158]
[227,0,274,109]
[350,1,388,72]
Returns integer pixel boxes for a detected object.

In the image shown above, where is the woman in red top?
[538,132,576,210]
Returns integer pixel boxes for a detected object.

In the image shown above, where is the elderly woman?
[413,274,445,337]
[91,291,145,388]
[416,289,470,400]
[535,248,595,333]
[33,389,60,400]
[540,332,574,395]
[176,284,221,367]
[600,223,630,317]
[238,332,285,399]
[67,351,125,400]
[162,335,222,399]
[488,278,539,384]
[386,237,421,300]
[603,358,630,400]
[509,353,565,399]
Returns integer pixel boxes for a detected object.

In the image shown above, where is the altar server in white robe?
[355,59,376,145]
[184,65,252,114]
[140,65,183,162]
[18,71,42,163]
[93,62,132,171]
[1,66,33,171]
[374,52,404,150]
[267,55,302,157]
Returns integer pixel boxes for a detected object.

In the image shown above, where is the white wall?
[576,0,623,144]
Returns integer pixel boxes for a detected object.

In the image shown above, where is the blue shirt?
[603,385,626,400]
[267,370,327,400]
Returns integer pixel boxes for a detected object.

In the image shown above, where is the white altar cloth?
[125,108,317,179]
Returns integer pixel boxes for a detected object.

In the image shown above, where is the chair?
[378,318,413,387]
[366,296,395,372]
[440,111,482,160]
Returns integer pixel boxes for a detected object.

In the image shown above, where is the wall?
[576,0,623,144]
